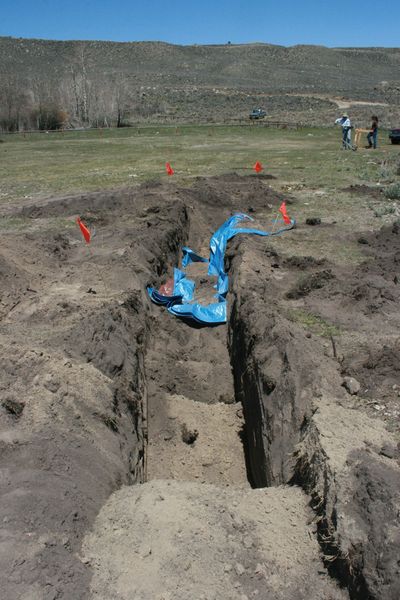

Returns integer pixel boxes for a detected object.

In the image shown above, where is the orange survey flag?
[76,217,91,243]
[253,161,263,173]
[279,202,291,225]
[165,162,174,176]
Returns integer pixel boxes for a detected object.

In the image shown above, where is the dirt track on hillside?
[1,175,399,599]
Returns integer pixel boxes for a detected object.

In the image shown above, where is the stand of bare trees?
[0,45,133,132]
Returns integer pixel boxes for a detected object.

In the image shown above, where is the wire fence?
[0,120,312,137]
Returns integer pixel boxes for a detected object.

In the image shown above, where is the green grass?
[0,125,397,207]
[0,215,31,231]
[1,125,398,266]
[287,308,341,338]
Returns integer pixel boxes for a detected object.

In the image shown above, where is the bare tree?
[69,44,92,124]
[89,76,113,127]
[112,73,131,127]
[0,74,30,131]
[0,44,136,131]
[27,76,69,130]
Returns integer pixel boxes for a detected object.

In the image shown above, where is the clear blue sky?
[1,0,399,47]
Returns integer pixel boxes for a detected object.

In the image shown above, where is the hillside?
[1,36,399,129]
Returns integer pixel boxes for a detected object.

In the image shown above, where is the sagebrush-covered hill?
[1,36,399,127]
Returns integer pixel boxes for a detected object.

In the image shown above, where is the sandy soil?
[82,480,347,600]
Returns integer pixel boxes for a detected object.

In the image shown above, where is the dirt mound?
[342,340,400,401]
[186,173,285,214]
[228,236,400,599]
[359,220,400,279]
[280,221,399,416]
[342,184,384,199]
[345,451,400,599]
[82,480,347,600]
[297,220,400,317]
[0,188,190,599]
[286,269,335,299]
[343,222,399,316]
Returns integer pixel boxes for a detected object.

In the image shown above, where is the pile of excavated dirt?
[342,184,385,199]
[0,184,191,599]
[300,220,400,422]
[227,233,400,598]
[82,480,347,600]
[1,175,399,600]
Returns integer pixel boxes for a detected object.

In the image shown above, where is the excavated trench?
[144,248,250,487]
[140,220,312,492]
[135,208,352,597]
[3,178,399,600]
[134,205,400,600]
[80,203,362,599]
[79,195,359,599]
[142,205,290,490]
[143,261,301,491]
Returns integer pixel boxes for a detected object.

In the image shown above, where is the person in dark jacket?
[367,116,378,149]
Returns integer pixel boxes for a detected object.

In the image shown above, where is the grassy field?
[0,125,398,202]
[1,124,399,264]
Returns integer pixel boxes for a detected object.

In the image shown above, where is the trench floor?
[145,307,250,487]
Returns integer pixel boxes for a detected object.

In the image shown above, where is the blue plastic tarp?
[182,247,209,268]
[148,212,294,325]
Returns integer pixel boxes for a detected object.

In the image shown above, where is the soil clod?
[181,424,199,445]
[306,217,321,225]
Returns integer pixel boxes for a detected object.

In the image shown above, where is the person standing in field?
[335,114,352,148]
[366,115,379,149]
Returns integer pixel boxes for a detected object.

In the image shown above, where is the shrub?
[32,106,68,130]
[384,183,400,200]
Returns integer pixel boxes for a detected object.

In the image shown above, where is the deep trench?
[143,309,282,490]
[140,224,288,490]
[144,295,252,487]
[4,190,392,600]
[76,206,368,600]
[141,216,266,488]
[134,202,306,490]
[132,216,359,599]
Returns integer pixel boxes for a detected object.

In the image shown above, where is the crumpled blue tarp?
[147,212,294,324]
